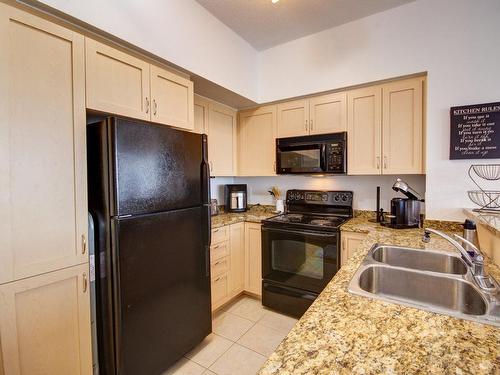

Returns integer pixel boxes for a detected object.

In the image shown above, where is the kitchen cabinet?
[208,102,237,176]
[229,223,245,296]
[347,86,383,175]
[86,38,194,130]
[0,264,92,375]
[150,65,194,130]
[85,38,151,121]
[238,106,277,176]
[244,223,262,296]
[211,273,229,310]
[341,231,367,266]
[309,92,347,135]
[277,99,309,137]
[347,77,424,175]
[0,3,88,284]
[194,95,237,176]
[277,93,347,138]
[382,77,424,174]
[194,95,209,134]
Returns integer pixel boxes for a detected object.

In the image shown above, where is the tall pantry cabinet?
[0,3,91,374]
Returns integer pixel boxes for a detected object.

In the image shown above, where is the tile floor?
[162,296,298,375]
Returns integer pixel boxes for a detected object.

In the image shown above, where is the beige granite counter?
[260,216,500,375]
[211,205,276,229]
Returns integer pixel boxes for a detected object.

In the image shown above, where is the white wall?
[257,0,500,220]
[36,0,259,100]
[235,175,425,212]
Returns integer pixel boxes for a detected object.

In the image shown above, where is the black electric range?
[261,189,353,317]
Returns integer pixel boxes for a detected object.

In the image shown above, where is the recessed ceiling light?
[272,0,279,4]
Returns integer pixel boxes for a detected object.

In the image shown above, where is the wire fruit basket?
[468,164,500,212]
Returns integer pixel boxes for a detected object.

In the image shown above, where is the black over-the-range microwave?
[276,132,347,174]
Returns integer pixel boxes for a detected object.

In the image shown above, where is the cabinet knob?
[145,97,150,114]
[153,99,157,115]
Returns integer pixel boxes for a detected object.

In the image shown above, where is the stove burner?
[309,219,333,226]
[287,214,303,222]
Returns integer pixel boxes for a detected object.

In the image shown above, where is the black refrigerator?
[87,117,212,375]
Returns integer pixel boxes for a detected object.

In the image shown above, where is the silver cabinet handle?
[145,97,150,114]
[153,99,157,115]
[214,260,223,266]
[305,120,308,131]
[213,228,219,233]
[209,161,213,172]
[383,156,388,169]
[376,156,381,169]
[310,119,313,131]
[83,273,88,293]
[81,234,87,255]
[273,161,276,172]
[212,245,220,249]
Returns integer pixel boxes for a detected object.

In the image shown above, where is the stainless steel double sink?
[348,244,500,326]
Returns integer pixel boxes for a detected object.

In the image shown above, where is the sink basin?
[371,245,468,275]
[357,265,486,315]
[348,243,500,326]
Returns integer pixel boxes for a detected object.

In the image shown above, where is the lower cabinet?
[244,223,262,296]
[229,223,245,295]
[341,231,367,267]
[0,263,92,375]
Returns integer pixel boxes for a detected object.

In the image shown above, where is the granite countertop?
[260,216,500,375]
[464,208,500,237]
[211,205,277,229]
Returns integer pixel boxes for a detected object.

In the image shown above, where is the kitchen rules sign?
[450,102,500,159]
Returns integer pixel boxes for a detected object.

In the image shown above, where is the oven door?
[276,144,326,174]
[262,226,339,293]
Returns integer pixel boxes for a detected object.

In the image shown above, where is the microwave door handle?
[320,144,327,171]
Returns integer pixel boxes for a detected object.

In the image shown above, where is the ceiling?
[196,0,415,51]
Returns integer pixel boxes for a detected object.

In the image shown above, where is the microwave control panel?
[326,142,345,172]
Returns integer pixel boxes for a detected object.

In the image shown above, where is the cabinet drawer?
[212,226,229,245]
[211,274,228,307]
[211,256,229,278]
[211,241,229,261]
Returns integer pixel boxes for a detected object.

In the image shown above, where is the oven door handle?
[262,226,338,238]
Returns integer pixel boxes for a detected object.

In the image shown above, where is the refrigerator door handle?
[201,134,211,277]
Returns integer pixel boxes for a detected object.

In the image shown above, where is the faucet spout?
[423,228,475,267]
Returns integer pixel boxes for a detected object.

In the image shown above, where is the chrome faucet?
[423,228,499,293]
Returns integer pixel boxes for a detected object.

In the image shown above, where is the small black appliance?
[225,184,248,212]
[381,178,424,229]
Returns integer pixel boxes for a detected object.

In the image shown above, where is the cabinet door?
[151,65,194,130]
[244,223,262,296]
[277,99,309,138]
[194,95,209,134]
[208,103,237,176]
[347,86,382,175]
[0,264,92,375]
[309,92,347,135]
[0,5,88,284]
[85,38,150,120]
[341,231,367,267]
[382,78,424,174]
[229,223,245,296]
[211,274,229,311]
[238,106,277,176]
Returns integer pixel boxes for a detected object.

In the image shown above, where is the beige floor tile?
[237,322,287,356]
[161,357,205,375]
[224,297,266,322]
[259,310,298,334]
[209,343,267,375]
[185,333,233,367]
[212,311,254,341]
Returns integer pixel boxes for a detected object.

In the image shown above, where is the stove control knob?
[334,195,340,202]
[342,195,348,202]
[322,194,328,202]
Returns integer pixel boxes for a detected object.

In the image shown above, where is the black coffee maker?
[381,179,424,229]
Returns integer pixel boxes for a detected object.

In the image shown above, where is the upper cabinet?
[85,38,151,121]
[382,77,424,174]
[347,77,424,175]
[150,65,194,130]
[0,4,88,283]
[309,92,347,135]
[277,93,347,138]
[194,95,237,176]
[86,38,194,130]
[238,105,277,176]
[277,99,309,138]
[347,86,383,175]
